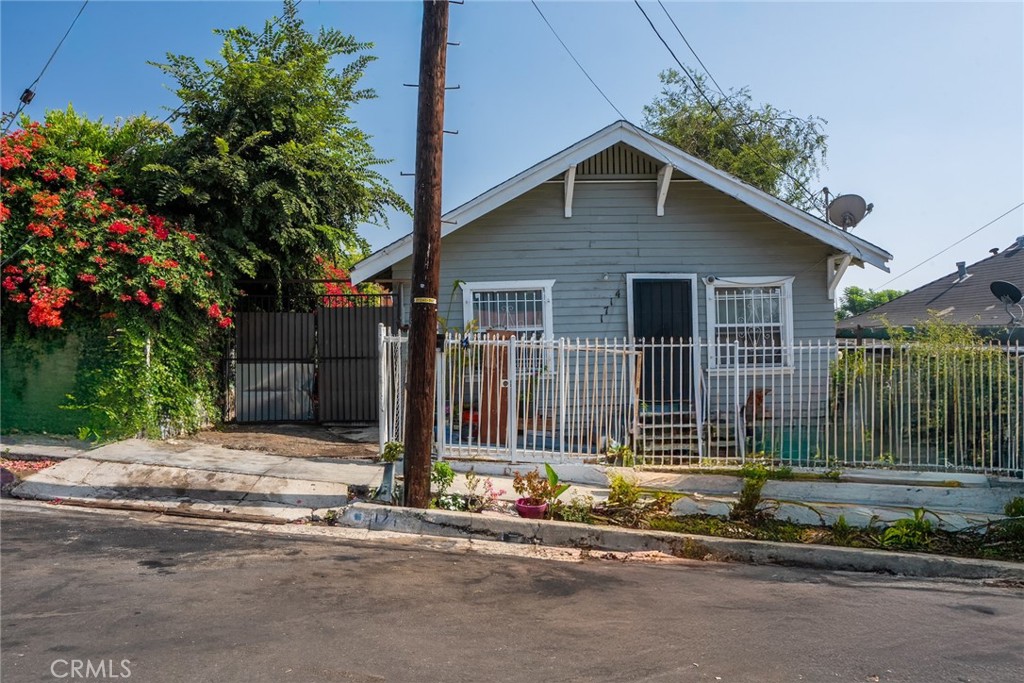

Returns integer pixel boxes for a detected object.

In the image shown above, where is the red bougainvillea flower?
[9,292,27,303]
[87,162,106,174]
[26,222,54,238]
[150,277,166,289]
[0,202,10,222]
[119,293,133,302]
[73,239,90,250]
[137,255,154,265]
[108,220,132,235]
[3,265,23,275]
[134,290,151,306]
[105,242,133,255]
[218,316,233,329]
[61,165,77,181]
[77,273,98,284]
[37,168,60,182]
[207,303,222,319]
[162,259,178,269]
[151,301,163,312]
[27,286,71,328]
[198,252,208,262]
[110,188,124,197]
[32,191,61,216]
[2,275,24,290]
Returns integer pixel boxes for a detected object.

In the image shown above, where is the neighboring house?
[353,120,892,346]
[837,238,1024,343]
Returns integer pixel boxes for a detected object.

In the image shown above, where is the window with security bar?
[462,280,554,339]
[706,278,794,368]
[462,280,555,378]
[472,289,545,334]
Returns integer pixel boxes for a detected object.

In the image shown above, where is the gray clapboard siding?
[393,180,837,341]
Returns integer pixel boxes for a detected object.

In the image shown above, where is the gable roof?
[837,239,1024,336]
[351,120,892,284]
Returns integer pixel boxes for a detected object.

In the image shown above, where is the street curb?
[339,502,1024,580]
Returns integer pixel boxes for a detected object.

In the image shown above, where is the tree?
[836,286,907,320]
[146,0,408,288]
[642,67,828,210]
[1,111,232,439]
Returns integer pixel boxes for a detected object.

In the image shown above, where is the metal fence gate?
[233,290,396,424]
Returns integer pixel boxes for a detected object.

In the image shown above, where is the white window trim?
[705,276,795,370]
[461,279,555,338]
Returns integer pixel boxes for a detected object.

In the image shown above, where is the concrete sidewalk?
[8,436,1023,529]
[6,436,1023,578]
[10,439,382,522]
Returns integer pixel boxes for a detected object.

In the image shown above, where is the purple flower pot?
[515,498,548,519]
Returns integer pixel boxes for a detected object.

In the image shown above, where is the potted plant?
[512,464,570,519]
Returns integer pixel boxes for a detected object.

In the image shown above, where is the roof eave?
[351,120,893,282]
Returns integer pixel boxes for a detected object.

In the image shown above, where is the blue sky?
[2,0,1022,293]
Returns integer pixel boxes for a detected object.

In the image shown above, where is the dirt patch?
[185,424,379,460]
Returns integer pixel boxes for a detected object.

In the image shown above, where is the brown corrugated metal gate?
[232,293,396,424]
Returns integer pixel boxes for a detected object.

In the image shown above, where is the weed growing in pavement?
[1005,497,1024,519]
[731,460,771,522]
[606,440,636,467]
[380,441,403,463]
[430,461,455,500]
[592,474,672,529]
[607,473,642,508]
[881,508,933,550]
[553,493,595,524]
[830,515,855,546]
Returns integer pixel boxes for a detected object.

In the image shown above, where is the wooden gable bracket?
[656,163,673,216]
[564,165,577,218]
[827,253,853,301]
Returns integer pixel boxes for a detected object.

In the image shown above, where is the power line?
[2,0,90,135]
[633,0,825,214]
[530,0,626,121]
[878,202,1024,288]
[657,0,725,98]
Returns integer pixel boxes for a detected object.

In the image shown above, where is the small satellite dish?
[827,194,870,230]
[990,280,1023,305]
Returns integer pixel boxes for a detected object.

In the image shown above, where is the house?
[353,120,892,343]
[837,238,1024,343]
[358,121,900,466]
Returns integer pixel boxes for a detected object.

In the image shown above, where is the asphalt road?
[1,502,1022,683]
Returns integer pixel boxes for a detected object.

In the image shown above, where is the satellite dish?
[990,280,1023,305]
[827,194,872,230]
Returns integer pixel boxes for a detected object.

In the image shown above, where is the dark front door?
[632,278,693,407]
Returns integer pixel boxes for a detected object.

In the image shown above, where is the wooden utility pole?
[403,0,450,508]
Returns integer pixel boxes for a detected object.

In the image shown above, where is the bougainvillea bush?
[1,115,232,439]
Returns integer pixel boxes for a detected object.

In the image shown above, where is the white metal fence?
[379,328,1024,477]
